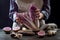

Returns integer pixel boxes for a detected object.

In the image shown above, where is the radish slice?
[13,26,20,31]
[37,30,45,36]
[3,27,11,31]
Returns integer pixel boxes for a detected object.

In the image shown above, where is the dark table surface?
[0,29,60,40]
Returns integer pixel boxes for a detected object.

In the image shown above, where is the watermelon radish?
[3,27,11,34]
[37,30,45,36]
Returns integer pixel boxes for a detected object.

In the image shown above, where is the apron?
[15,0,43,12]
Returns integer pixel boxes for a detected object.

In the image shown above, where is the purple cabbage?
[28,4,40,28]
[17,13,39,31]
[16,4,40,31]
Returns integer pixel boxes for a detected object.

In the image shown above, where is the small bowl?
[4,31,11,34]
[12,27,20,32]
[3,27,11,34]
[37,30,45,37]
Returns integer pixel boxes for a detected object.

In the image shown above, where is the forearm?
[41,0,51,20]
[9,0,18,21]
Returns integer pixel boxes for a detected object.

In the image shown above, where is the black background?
[0,0,60,29]
[46,0,60,28]
[0,0,12,28]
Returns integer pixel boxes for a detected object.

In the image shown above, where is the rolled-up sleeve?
[9,0,18,20]
[41,0,51,20]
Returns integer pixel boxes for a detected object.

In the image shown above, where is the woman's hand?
[35,8,44,19]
